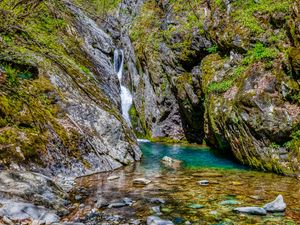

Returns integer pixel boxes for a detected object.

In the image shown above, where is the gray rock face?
[0,171,70,224]
[263,195,286,212]
[233,207,267,215]
[0,201,60,224]
[0,171,68,212]
[147,216,174,225]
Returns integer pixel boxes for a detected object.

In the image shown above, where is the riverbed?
[67,142,300,225]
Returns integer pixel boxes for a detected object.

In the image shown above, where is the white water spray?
[114,49,133,125]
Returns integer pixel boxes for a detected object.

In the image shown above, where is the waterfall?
[114,49,133,125]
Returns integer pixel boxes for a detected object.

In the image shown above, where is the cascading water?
[114,49,133,125]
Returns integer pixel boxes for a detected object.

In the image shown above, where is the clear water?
[140,142,247,170]
[72,142,300,225]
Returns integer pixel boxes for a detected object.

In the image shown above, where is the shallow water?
[70,142,300,225]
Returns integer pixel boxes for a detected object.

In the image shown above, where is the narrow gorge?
[0,0,299,224]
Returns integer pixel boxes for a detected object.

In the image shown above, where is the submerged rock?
[220,200,241,205]
[147,216,174,225]
[233,207,267,215]
[188,204,204,209]
[133,178,152,185]
[263,195,286,212]
[161,156,182,169]
[150,198,166,204]
[107,175,120,180]
[198,180,209,186]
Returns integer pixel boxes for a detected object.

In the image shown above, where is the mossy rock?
[289,47,300,77]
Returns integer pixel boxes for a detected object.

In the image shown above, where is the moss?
[72,0,121,16]
[232,0,291,34]
[243,43,279,65]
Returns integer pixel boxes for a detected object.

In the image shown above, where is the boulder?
[263,195,286,212]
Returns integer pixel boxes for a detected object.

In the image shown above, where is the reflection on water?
[71,142,300,224]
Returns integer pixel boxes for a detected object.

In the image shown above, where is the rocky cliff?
[0,0,141,177]
[1,0,299,177]
[124,0,300,174]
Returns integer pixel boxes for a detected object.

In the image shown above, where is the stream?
[68,142,300,225]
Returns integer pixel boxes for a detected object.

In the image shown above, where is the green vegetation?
[243,43,279,65]
[232,0,291,34]
[72,0,121,16]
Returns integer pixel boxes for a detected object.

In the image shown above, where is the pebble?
[133,178,151,185]
[151,206,162,215]
[107,175,120,181]
[188,204,204,209]
[198,180,209,186]
[220,200,241,205]
[150,198,166,204]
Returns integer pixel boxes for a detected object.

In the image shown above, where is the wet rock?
[123,197,134,206]
[133,178,151,185]
[108,198,133,208]
[107,175,120,180]
[263,195,286,212]
[108,202,127,208]
[198,180,209,186]
[151,206,162,215]
[161,156,182,169]
[95,197,109,208]
[220,200,241,205]
[147,216,174,225]
[150,198,166,204]
[188,204,204,209]
[233,207,267,215]
[249,195,264,200]
[75,195,82,201]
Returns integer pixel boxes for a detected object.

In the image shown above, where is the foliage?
[232,0,291,34]
[243,43,279,65]
[72,0,121,16]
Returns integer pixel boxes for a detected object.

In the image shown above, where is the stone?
[108,202,127,208]
[133,178,151,185]
[231,181,243,186]
[197,180,209,186]
[188,204,204,209]
[220,200,241,205]
[107,175,120,180]
[161,156,182,169]
[95,197,109,208]
[122,197,133,206]
[150,198,166,204]
[263,195,286,212]
[151,206,162,215]
[233,207,267,215]
[75,195,82,201]
[147,216,174,225]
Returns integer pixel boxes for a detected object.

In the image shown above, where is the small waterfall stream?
[114,49,133,125]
